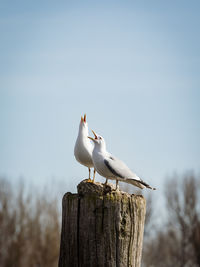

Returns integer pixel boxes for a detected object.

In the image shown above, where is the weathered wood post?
[58,180,146,267]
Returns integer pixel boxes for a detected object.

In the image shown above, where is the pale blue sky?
[0,0,200,193]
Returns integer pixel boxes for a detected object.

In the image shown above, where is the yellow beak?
[88,130,98,142]
[92,130,98,139]
[81,114,86,123]
[88,136,95,141]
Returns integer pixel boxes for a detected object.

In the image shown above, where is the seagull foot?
[86,178,92,183]
[115,185,120,191]
[103,178,108,186]
[115,180,119,191]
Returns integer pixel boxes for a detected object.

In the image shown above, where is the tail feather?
[126,178,156,190]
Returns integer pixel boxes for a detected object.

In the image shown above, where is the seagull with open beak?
[88,130,156,190]
[74,114,96,182]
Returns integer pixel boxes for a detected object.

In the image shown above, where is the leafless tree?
[1,173,199,267]
[0,177,61,267]
[165,172,200,267]
[142,172,200,267]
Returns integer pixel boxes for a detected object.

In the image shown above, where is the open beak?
[88,129,98,142]
[81,114,86,123]
[88,136,95,141]
[92,130,98,139]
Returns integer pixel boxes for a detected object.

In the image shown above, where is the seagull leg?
[115,180,119,190]
[104,178,108,185]
[92,169,96,183]
[87,168,92,182]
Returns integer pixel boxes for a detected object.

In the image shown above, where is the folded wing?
[104,155,156,190]
[104,155,141,181]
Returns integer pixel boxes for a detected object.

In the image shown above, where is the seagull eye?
[99,137,102,140]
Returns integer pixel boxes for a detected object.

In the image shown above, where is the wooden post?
[58,180,146,267]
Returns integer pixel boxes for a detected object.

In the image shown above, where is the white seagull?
[88,130,156,190]
[74,114,96,182]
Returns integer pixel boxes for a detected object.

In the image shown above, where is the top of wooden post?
[77,179,144,199]
[59,179,146,267]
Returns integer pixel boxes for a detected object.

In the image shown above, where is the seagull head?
[79,114,88,127]
[79,114,88,133]
[88,130,106,150]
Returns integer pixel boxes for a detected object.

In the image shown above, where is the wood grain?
[58,180,146,267]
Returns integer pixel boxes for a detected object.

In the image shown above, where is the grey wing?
[104,155,141,181]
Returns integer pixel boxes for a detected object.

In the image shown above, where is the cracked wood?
[58,180,146,267]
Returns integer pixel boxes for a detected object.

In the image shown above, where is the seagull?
[74,114,96,182]
[88,130,156,190]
